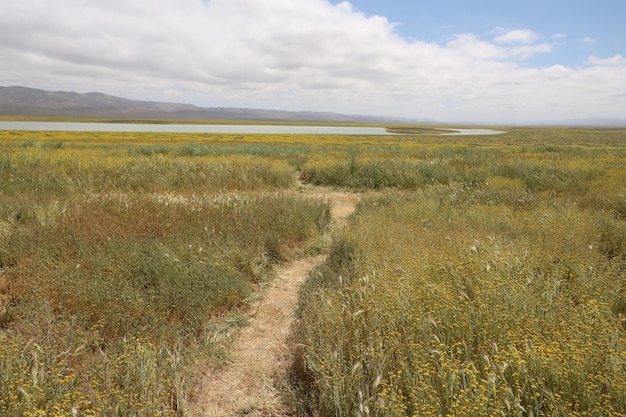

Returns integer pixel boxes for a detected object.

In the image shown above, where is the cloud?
[446,33,502,59]
[0,0,624,123]
[586,54,626,66]
[581,37,598,44]
[493,29,539,45]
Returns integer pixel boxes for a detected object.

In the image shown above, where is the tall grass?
[0,135,330,416]
[299,144,611,192]
[0,149,295,197]
[1,127,625,416]
[294,131,626,416]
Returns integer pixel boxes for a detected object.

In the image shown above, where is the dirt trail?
[190,187,360,416]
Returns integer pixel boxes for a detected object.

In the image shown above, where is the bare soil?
[189,187,359,416]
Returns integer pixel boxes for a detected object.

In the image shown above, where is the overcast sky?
[1,0,624,123]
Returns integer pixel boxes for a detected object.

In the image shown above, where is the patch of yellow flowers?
[0,334,176,417]
[300,182,626,416]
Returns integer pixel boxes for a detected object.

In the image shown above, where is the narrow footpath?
[190,188,360,416]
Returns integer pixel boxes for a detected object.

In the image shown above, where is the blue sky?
[343,0,624,67]
[0,0,624,123]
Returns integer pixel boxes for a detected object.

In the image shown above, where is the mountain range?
[0,86,423,124]
[2,86,625,127]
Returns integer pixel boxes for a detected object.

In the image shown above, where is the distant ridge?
[532,118,626,128]
[0,86,426,124]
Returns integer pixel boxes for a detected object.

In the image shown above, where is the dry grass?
[0,132,331,416]
[295,134,626,416]
[1,126,625,416]
[191,256,326,416]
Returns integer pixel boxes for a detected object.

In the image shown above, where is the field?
[0,127,625,416]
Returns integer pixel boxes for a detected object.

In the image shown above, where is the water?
[0,121,505,136]
[0,121,393,135]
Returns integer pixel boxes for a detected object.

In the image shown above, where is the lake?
[0,121,505,136]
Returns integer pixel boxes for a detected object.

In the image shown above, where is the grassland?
[293,128,626,416]
[0,130,331,416]
[0,127,625,416]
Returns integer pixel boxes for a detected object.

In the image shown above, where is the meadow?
[0,130,331,416]
[294,128,626,416]
[0,126,625,416]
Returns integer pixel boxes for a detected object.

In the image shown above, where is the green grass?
[294,130,626,416]
[0,126,625,416]
[0,132,331,416]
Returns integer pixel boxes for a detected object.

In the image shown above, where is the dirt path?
[190,187,359,416]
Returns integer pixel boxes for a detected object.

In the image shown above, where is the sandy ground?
[189,187,359,416]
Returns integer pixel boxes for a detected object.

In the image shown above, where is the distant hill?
[533,118,626,128]
[0,86,424,124]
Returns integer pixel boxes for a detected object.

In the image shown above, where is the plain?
[0,126,625,416]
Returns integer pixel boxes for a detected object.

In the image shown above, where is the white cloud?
[493,29,539,45]
[447,33,502,59]
[586,54,626,66]
[581,37,598,44]
[0,0,624,123]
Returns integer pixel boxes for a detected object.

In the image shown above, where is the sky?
[0,0,624,124]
